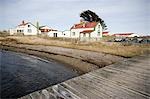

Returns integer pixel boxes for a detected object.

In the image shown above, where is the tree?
[80,10,107,30]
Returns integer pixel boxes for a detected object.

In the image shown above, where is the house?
[113,33,139,38]
[39,26,54,33]
[70,21,102,41]
[9,21,41,35]
[39,25,55,36]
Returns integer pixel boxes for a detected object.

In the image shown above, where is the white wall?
[9,28,16,35]
[128,34,139,37]
[47,31,63,37]
[48,30,72,38]
[62,30,71,38]
[70,28,93,38]
[14,23,40,35]
[90,23,102,38]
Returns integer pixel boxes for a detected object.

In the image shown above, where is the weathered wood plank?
[91,70,150,97]
[103,67,150,84]
[66,74,147,99]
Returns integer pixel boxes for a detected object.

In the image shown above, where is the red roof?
[80,30,94,33]
[18,20,29,26]
[113,33,134,36]
[18,23,28,26]
[71,22,97,29]
[102,32,109,34]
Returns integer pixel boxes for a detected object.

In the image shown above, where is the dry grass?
[1,36,150,57]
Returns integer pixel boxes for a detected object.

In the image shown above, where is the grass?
[1,36,150,57]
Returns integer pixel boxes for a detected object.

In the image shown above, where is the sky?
[0,0,149,35]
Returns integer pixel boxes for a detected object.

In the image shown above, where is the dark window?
[98,32,100,36]
[72,32,75,36]
[28,25,30,27]
[54,33,57,37]
[28,29,32,33]
[83,33,86,37]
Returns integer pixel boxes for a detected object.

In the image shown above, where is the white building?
[62,30,71,38]
[47,31,63,37]
[113,33,139,38]
[70,21,102,41]
[9,21,41,35]
[39,26,54,33]
[47,30,71,38]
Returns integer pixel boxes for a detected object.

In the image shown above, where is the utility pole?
[36,21,39,35]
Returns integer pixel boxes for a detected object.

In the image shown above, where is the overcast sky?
[0,0,149,35]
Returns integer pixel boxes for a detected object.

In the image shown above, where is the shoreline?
[0,43,124,74]
[0,44,98,74]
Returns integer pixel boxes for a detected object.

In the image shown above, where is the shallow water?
[0,50,79,98]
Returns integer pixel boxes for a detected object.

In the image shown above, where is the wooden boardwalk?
[19,54,150,99]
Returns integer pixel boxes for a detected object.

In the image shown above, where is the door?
[53,33,57,37]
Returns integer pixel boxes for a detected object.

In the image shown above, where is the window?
[72,32,75,36]
[28,29,32,33]
[97,32,100,36]
[83,33,86,37]
[54,33,57,37]
[28,25,30,27]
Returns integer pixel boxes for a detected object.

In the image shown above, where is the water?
[0,50,79,98]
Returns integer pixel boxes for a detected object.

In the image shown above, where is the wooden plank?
[66,73,148,99]
[91,70,150,97]
[65,78,114,99]
[103,67,150,85]
[84,73,149,99]
[106,63,150,77]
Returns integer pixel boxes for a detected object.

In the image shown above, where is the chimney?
[22,20,25,24]
[83,23,86,27]
[73,24,76,28]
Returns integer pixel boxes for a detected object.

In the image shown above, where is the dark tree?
[80,10,107,30]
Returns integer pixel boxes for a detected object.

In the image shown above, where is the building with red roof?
[113,33,139,37]
[70,21,102,41]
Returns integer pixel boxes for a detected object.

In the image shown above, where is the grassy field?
[1,36,150,58]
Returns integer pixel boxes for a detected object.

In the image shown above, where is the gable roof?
[17,21,38,28]
[39,26,51,29]
[18,22,29,26]
[71,22,98,29]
